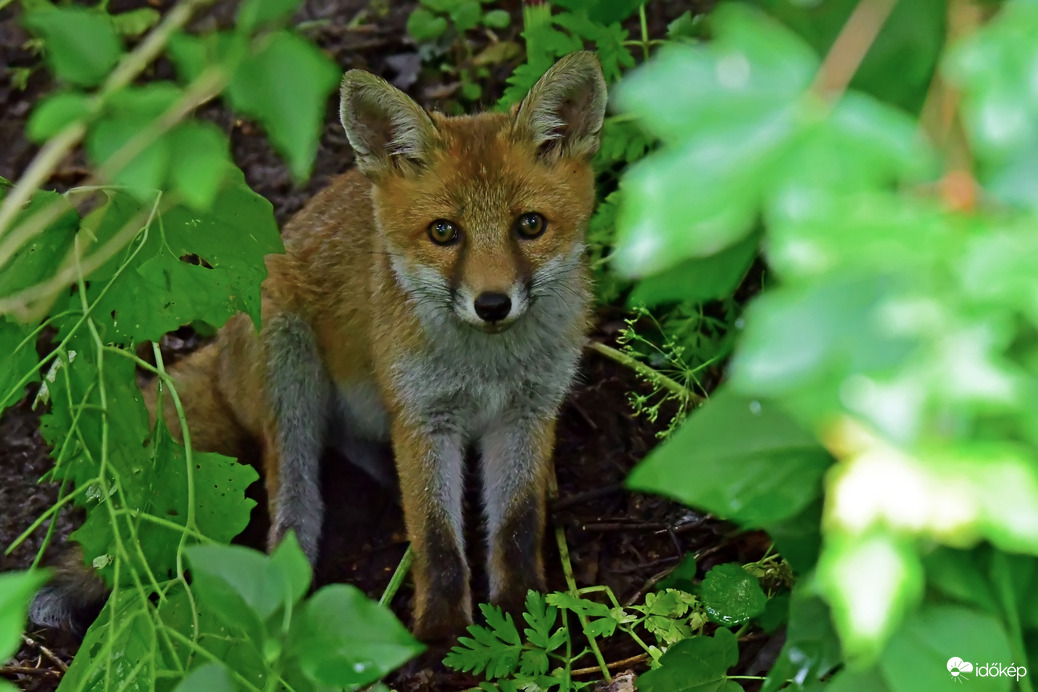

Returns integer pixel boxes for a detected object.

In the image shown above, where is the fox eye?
[428,219,459,246]
[516,212,546,239]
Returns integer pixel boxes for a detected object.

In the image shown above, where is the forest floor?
[0,1,777,690]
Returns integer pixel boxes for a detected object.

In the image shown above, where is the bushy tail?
[28,547,108,635]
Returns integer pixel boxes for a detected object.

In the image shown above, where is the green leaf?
[627,387,832,527]
[226,31,340,180]
[22,6,123,87]
[85,83,183,196]
[110,7,161,38]
[0,319,38,415]
[700,563,767,626]
[816,531,924,664]
[765,498,822,575]
[667,10,700,41]
[482,9,511,29]
[629,230,759,306]
[167,121,233,211]
[923,547,999,614]
[0,189,79,300]
[27,91,91,142]
[59,591,157,690]
[878,604,1014,692]
[762,583,841,692]
[292,584,424,686]
[173,663,237,692]
[450,0,482,33]
[238,0,301,31]
[637,628,740,692]
[0,570,51,660]
[407,7,448,42]
[70,172,282,343]
[521,591,561,652]
[757,592,789,634]
[186,536,306,628]
[445,602,524,678]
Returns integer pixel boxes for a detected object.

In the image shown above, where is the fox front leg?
[480,416,554,617]
[393,419,472,642]
[264,314,331,564]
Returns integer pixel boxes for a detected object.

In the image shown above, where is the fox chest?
[386,337,581,439]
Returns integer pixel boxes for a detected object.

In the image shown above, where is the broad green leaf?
[167,121,233,211]
[637,628,740,692]
[923,547,1000,614]
[728,273,917,404]
[0,570,51,660]
[765,498,822,575]
[238,0,301,31]
[629,230,760,306]
[826,438,1038,553]
[947,1,1038,174]
[67,173,281,343]
[85,83,182,196]
[0,319,38,415]
[762,583,841,692]
[59,590,157,690]
[185,536,306,628]
[110,7,161,38]
[825,667,891,692]
[292,584,423,687]
[227,31,340,180]
[0,189,79,299]
[816,530,924,664]
[451,0,482,33]
[700,563,767,626]
[611,5,815,276]
[627,387,832,527]
[22,6,123,87]
[482,9,511,29]
[407,7,448,41]
[27,91,91,142]
[878,604,1014,692]
[158,586,266,685]
[172,663,237,692]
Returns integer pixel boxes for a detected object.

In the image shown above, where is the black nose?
[473,292,512,322]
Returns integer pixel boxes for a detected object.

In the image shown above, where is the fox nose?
[473,292,512,322]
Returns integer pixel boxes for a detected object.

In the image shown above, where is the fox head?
[340,52,606,333]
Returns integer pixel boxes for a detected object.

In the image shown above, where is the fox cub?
[32,52,606,642]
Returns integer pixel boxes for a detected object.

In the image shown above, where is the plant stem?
[811,0,896,101]
[379,545,413,607]
[548,461,611,681]
[587,340,704,405]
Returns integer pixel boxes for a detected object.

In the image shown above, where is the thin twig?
[810,0,897,100]
[547,459,612,681]
[0,665,62,677]
[21,634,69,672]
[571,653,649,676]
[586,341,703,405]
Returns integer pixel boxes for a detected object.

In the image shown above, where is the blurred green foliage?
[617,1,1038,689]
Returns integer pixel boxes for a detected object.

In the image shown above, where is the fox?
[29,51,607,642]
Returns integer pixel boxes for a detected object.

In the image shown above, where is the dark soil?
[0,1,778,690]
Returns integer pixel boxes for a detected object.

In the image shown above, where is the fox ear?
[512,51,607,161]
[340,71,438,178]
